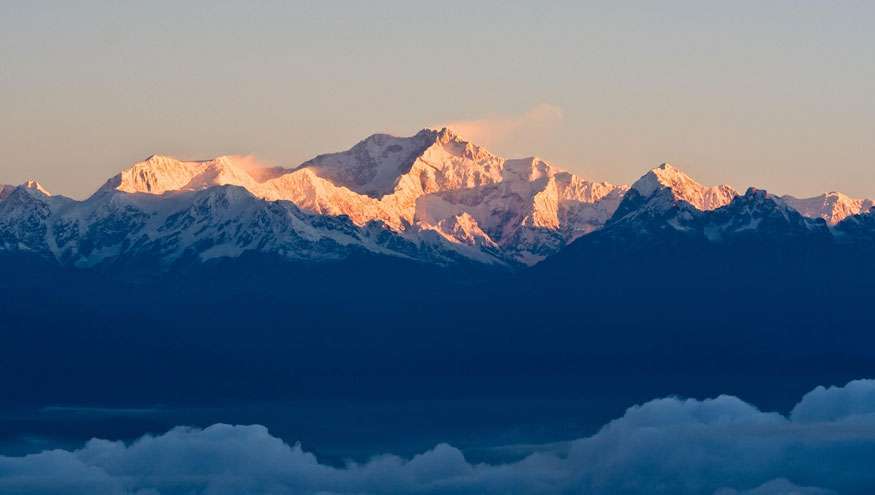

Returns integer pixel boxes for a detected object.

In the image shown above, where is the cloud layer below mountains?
[2,380,875,495]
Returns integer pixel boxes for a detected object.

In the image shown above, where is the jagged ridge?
[88,128,630,265]
[2,131,873,270]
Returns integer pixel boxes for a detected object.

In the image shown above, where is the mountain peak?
[434,127,465,144]
[0,180,53,204]
[743,186,768,198]
[781,191,874,225]
[733,187,815,221]
[631,163,737,211]
[104,155,207,195]
[739,187,792,211]
[633,163,687,195]
[421,126,465,143]
[654,162,680,172]
[22,179,50,196]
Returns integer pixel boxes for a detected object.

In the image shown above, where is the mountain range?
[1,128,873,272]
[3,129,875,406]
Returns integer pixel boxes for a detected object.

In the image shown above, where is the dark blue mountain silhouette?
[1,187,874,415]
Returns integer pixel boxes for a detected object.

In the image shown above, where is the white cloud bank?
[3,379,875,494]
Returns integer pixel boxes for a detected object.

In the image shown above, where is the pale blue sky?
[2,1,873,198]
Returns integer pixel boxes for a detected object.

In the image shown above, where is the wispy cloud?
[436,103,564,148]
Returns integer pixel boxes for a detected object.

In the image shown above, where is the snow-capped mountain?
[629,163,737,211]
[534,167,846,287]
[0,184,55,254]
[1,179,499,269]
[0,180,51,200]
[575,164,832,247]
[606,163,737,233]
[3,130,873,272]
[595,164,840,246]
[88,128,628,265]
[781,192,874,225]
[414,157,627,264]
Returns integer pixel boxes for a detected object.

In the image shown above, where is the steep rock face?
[415,159,627,264]
[782,192,874,225]
[703,188,830,242]
[92,128,627,264]
[292,130,439,198]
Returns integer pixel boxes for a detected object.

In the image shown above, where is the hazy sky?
[2,1,873,199]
